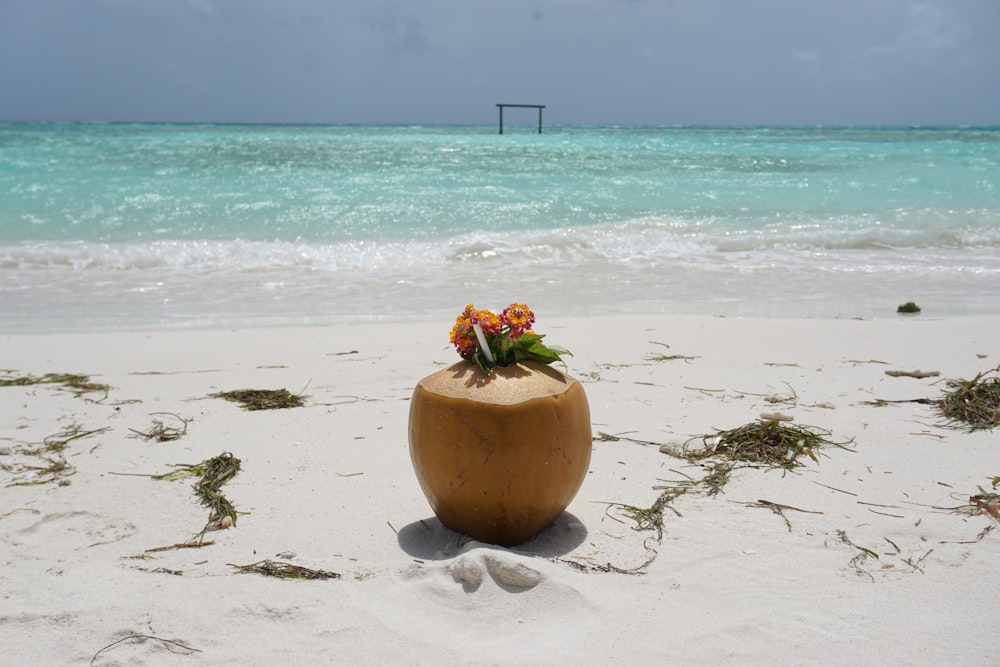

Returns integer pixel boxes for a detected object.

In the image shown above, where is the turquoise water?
[2,123,999,331]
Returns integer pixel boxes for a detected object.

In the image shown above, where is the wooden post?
[496,104,546,134]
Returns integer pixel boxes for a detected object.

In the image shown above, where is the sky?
[0,0,998,126]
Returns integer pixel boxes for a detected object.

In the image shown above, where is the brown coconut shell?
[408,360,592,546]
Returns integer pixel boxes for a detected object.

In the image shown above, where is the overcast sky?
[1,0,997,125]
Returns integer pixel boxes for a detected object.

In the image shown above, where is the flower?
[449,307,478,359]
[470,307,502,335]
[501,303,535,339]
[450,302,570,374]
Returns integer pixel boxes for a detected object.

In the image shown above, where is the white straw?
[472,323,494,363]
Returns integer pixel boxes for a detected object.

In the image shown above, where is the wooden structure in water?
[496,104,545,134]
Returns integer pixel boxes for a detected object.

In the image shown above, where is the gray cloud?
[0,0,996,125]
[361,4,432,57]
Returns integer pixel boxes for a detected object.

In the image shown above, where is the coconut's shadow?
[397,512,588,560]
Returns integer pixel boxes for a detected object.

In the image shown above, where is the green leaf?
[546,344,573,358]
[516,333,545,345]
[493,335,513,365]
[522,341,567,364]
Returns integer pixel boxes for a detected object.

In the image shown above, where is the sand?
[2,314,998,665]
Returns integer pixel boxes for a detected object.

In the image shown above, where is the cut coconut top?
[417,361,577,405]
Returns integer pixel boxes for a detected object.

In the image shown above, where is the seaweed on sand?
[3,424,109,486]
[229,559,340,580]
[211,388,306,411]
[154,452,242,533]
[193,452,241,529]
[594,419,850,572]
[611,488,686,544]
[591,463,733,576]
[0,372,110,399]
[968,493,1000,521]
[936,366,1000,432]
[129,413,190,442]
[674,460,735,497]
[947,481,1000,522]
[683,418,854,471]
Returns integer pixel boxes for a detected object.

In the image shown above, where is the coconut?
[408,361,591,546]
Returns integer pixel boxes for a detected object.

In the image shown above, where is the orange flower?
[471,308,501,335]
[501,303,535,339]
[449,304,478,358]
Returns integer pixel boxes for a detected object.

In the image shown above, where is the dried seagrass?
[212,388,306,411]
[684,418,854,470]
[937,366,1000,431]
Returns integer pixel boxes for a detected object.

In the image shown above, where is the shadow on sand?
[396,512,588,560]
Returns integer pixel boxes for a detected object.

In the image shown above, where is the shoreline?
[2,314,998,664]
[8,292,1000,336]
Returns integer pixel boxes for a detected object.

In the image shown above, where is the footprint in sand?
[15,510,137,549]
[448,551,545,590]
[392,547,594,652]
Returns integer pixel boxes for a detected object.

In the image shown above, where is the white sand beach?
[2,314,999,665]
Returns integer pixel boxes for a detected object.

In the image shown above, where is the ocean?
[1,122,998,333]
